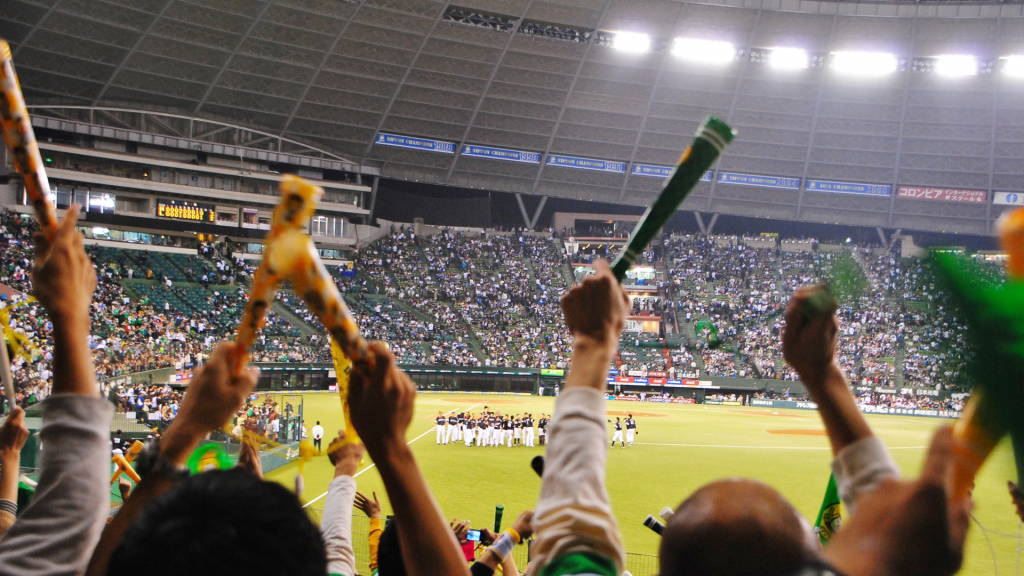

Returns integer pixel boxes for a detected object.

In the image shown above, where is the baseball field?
[266,392,1019,576]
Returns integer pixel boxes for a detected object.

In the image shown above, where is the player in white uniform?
[445,415,458,444]
[464,417,476,447]
[312,421,325,453]
[523,414,535,447]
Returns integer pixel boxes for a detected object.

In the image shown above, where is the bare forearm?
[375,443,469,576]
[566,340,615,391]
[51,318,97,397]
[0,454,19,503]
[805,362,873,455]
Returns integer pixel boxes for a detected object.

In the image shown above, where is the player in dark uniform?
[625,414,638,446]
[611,417,624,447]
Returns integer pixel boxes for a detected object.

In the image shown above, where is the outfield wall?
[749,399,960,419]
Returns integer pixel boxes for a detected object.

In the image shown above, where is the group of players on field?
[435,410,548,447]
[435,408,639,448]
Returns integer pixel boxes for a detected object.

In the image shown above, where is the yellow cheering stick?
[110,440,145,484]
[0,39,58,235]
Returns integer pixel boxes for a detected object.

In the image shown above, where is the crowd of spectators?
[0,206,986,576]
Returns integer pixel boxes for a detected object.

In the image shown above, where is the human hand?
[511,510,534,541]
[825,427,970,576]
[354,491,381,519]
[32,204,96,324]
[479,528,497,546]
[349,342,415,454]
[0,407,28,462]
[782,285,839,384]
[561,260,628,352]
[117,476,132,502]
[163,342,259,462]
[327,431,364,477]
[450,519,470,542]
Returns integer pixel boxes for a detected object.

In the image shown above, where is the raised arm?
[349,342,469,576]
[782,285,898,511]
[0,407,27,537]
[532,260,628,576]
[322,432,363,576]
[87,343,258,576]
[825,427,970,576]
[0,204,115,576]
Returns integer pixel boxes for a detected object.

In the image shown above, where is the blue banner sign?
[806,179,892,197]
[547,154,626,174]
[632,163,713,182]
[374,132,455,154]
[461,144,541,164]
[717,172,801,190]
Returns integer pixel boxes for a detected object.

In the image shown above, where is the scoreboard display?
[156,199,215,223]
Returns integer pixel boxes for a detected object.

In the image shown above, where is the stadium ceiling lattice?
[4,0,1024,236]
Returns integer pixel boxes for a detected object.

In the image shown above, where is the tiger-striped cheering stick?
[235,175,366,442]
[0,39,58,235]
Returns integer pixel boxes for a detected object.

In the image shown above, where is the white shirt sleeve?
[831,436,900,515]
[532,387,624,574]
[0,395,114,576]
[321,475,357,576]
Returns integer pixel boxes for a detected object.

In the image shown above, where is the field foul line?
[303,403,481,509]
[637,442,928,451]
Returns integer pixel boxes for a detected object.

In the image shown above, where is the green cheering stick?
[611,116,735,281]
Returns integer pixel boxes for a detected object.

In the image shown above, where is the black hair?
[109,468,325,576]
[378,516,407,576]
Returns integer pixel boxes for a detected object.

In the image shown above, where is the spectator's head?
[108,468,325,576]
[659,478,818,576]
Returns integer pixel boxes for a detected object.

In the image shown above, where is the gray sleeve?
[531,387,624,574]
[831,436,900,515]
[0,394,114,576]
[322,475,357,576]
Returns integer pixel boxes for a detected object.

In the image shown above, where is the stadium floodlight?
[934,54,977,77]
[1004,55,1024,78]
[613,31,651,54]
[830,51,898,77]
[671,38,735,65]
[769,47,809,71]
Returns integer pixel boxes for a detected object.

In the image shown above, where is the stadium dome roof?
[4,0,1024,235]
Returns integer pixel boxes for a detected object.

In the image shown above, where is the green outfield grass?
[266,392,1020,576]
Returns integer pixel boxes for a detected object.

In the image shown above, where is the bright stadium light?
[934,54,977,77]
[1004,55,1024,78]
[672,38,735,65]
[769,47,809,70]
[612,31,651,54]
[830,51,898,77]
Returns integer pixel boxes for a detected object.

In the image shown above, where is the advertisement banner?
[540,368,565,377]
[896,186,987,204]
[547,154,626,174]
[648,377,666,385]
[631,163,713,182]
[806,179,892,197]
[374,132,455,154]
[647,371,667,378]
[994,192,1024,206]
[717,172,801,190]
[461,144,541,164]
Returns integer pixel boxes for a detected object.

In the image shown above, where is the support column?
[694,212,707,234]
[706,213,720,235]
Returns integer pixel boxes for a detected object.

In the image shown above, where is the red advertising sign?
[647,371,667,378]
[648,377,667,385]
[896,186,987,204]
[615,376,634,384]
